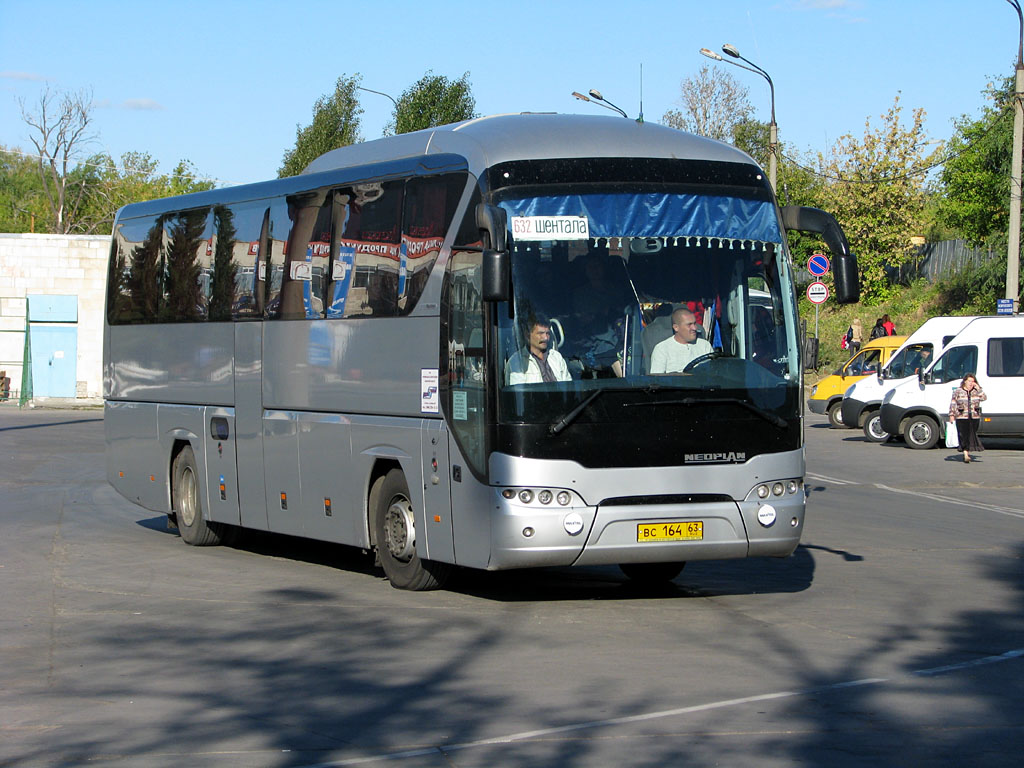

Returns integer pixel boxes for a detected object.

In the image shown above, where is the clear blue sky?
[0,0,1017,187]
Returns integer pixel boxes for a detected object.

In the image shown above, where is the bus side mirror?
[477,203,510,301]
[781,206,860,305]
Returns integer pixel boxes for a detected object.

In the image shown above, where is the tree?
[386,72,476,135]
[818,95,940,303]
[662,65,752,141]
[18,87,96,233]
[0,146,48,232]
[279,75,363,178]
[935,77,1014,246]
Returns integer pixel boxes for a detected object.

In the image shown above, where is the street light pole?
[356,86,398,108]
[700,45,777,194]
[1007,0,1023,311]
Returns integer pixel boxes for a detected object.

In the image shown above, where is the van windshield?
[885,343,933,379]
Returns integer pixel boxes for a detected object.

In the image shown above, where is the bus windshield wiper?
[549,388,605,435]
[627,394,788,429]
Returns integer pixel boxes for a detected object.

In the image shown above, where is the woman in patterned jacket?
[948,373,987,463]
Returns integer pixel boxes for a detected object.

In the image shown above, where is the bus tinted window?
[341,181,403,317]
[267,189,330,320]
[160,208,212,322]
[217,200,269,321]
[400,174,467,315]
[988,337,1024,376]
[109,215,165,324]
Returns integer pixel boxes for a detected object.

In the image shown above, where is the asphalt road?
[1,407,1022,767]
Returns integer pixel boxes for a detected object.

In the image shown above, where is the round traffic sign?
[807,253,830,276]
[807,281,829,304]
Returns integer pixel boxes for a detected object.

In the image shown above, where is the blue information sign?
[807,253,830,277]
[997,298,1015,315]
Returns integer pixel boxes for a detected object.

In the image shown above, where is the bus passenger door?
[234,322,269,530]
[420,419,455,564]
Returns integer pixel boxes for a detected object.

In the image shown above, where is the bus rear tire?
[619,562,686,584]
[373,469,451,591]
[172,445,224,546]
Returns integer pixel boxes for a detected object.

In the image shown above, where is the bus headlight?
[756,484,770,499]
[557,491,571,506]
[518,489,534,504]
[537,489,553,505]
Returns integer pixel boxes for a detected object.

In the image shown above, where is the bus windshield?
[494,187,799,425]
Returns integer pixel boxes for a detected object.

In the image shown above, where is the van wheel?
[172,446,224,546]
[862,411,890,443]
[904,415,940,450]
[827,401,845,429]
[619,562,686,584]
[372,469,451,591]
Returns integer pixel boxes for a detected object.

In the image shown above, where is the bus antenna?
[637,63,644,123]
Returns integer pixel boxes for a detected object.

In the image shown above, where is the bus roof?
[113,114,763,221]
[302,113,760,176]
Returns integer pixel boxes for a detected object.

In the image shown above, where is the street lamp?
[572,88,629,119]
[356,86,398,108]
[699,44,777,193]
[1006,0,1023,311]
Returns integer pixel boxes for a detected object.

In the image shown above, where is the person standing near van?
[850,317,863,353]
[870,318,887,341]
[882,314,896,336]
[949,373,986,463]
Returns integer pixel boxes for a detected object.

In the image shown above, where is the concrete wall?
[0,233,109,400]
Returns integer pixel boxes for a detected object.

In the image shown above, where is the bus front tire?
[172,445,224,546]
[373,469,451,591]
[619,562,686,584]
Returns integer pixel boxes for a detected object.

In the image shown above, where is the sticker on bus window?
[511,216,589,241]
[453,391,468,420]
[421,369,439,414]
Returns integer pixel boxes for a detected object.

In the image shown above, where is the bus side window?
[342,180,403,318]
[400,173,467,315]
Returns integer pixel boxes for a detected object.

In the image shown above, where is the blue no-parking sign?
[807,253,830,277]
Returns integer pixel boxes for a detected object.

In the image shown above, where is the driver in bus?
[505,313,572,384]
[650,308,714,374]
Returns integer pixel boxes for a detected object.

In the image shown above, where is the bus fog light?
[757,504,777,527]
[563,512,584,536]
[518,489,534,504]
[772,482,784,496]
[556,491,571,506]
[791,517,799,527]
[523,527,535,538]
[756,484,770,499]
[538,490,553,505]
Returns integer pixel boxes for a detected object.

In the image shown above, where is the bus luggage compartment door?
[573,499,748,566]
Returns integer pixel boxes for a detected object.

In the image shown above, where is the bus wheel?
[862,411,890,443]
[619,562,686,584]
[827,401,845,429]
[172,446,224,546]
[373,469,451,591]
[904,415,940,450]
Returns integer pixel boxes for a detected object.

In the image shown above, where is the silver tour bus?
[104,114,858,590]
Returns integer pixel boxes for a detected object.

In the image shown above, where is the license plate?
[637,521,703,542]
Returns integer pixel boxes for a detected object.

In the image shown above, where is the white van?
[879,316,1024,449]
[840,316,978,441]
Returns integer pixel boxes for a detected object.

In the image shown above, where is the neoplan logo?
[684,452,746,464]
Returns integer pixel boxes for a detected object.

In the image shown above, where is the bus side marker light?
[219,475,226,501]
[119,471,124,478]
[150,475,155,482]
[280,492,288,511]
[324,498,332,517]
[434,515,441,523]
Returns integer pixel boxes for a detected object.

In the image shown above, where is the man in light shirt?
[505,314,572,384]
[650,308,714,374]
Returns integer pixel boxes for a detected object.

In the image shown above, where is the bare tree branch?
[18,86,96,233]
[662,65,752,142]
